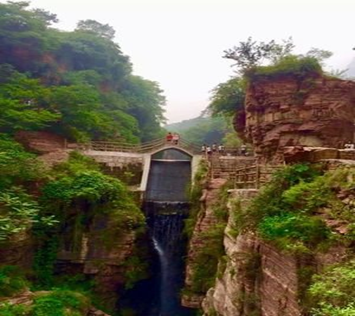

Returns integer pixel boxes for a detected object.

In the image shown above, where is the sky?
[20,0,355,123]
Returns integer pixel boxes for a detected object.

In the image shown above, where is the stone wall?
[240,75,355,163]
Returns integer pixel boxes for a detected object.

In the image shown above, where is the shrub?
[0,265,28,297]
[246,55,322,81]
[233,164,338,253]
[258,213,330,250]
[32,290,89,316]
[0,303,29,316]
[308,260,355,312]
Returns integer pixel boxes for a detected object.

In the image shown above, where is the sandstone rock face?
[182,178,227,308]
[202,189,302,316]
[241,76,355,163]
[57,212,138,310]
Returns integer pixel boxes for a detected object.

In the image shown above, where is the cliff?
[238,75,355,162]
[182,178,227,308]
[200,163,354,316]
[0,134,147,314]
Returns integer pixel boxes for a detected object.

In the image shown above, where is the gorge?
[1,3,355,315]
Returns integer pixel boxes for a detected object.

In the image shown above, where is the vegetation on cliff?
[208,38,331,140]
[0,1,166,143]
[0,1,167,313]
[230,163,355,314]
[0,137,146,313]
[233,164,352,253]
[184,167,230,298]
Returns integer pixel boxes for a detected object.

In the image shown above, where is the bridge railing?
[78,137,202,155]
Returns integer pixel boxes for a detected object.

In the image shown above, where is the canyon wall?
[237,75,355,162]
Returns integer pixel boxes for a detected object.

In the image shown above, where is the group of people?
[202,143,248,156]
[344,142,355,149]
[166,132,180,145]
[201,143,225,155]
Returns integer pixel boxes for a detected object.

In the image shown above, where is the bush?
[233,164,337,253]
[258,213,330,250]
[247,55,322,81]
[0,266,28,297]
[32,290,89,316]
[308,260,355,313]
[0,303,29,316]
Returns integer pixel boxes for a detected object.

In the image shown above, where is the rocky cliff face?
[182,178,227,308]
[238,75,355,162]
[0,231,33,269]
[201,186,349,316]
[57,211,142,310]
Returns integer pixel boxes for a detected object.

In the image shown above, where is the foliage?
[189,223,226,294]
[34,152,144,289]
[184,160,209,237]
[0,303,29,316]
[208,77,246,117]
[33,235,59,288]
[223,37,295,74]
[308,260,355,315]
[185,182,230,295]
[258,213,329,249]
[233,164,335,253]
[246,55,323,81]
[0,265,28,297]
[123,253,150,290]
[123,75,166,141]
[0,73,60,133]
[76,19,115,40]
[167,116,236,146]
[0,135,43,190]
[0,188,57,242]
[0,2,166,143]
[32,290,89,316]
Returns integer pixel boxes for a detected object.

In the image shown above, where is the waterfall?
[147,202,192,316]
[119,151,194,315]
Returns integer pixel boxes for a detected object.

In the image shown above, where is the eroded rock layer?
[240,76,355,162]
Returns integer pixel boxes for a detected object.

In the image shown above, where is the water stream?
[119,151,194,315]
[120,203,194,315]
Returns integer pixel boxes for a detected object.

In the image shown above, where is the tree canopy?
[0,1,166,143]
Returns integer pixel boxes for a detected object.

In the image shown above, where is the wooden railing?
[77,137,201,155]
[234,164,282,189]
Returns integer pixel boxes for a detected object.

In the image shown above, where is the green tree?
[76,19,116,40]
[0,73,59,133]
[223,37,294,74]
[123,76,166,141]
[208,77,246,117]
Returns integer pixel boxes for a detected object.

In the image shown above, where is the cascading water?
[146,202,193,316]
[119,149,195,315]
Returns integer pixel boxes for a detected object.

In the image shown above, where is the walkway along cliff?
[182,72,355,316]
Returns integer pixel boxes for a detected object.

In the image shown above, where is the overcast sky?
[21,0,355,122]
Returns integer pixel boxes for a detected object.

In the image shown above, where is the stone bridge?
[78,137,203,199]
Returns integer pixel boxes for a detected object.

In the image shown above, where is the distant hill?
[165,116,238,146]
[165,117,207,133]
